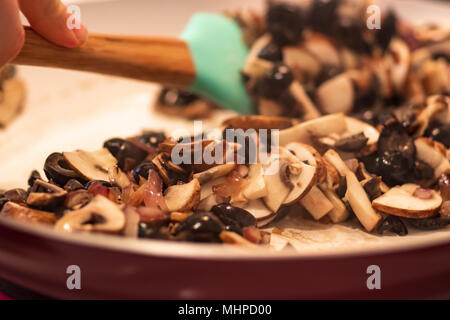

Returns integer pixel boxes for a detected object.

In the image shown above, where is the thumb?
[0,0,25,67]
[19,0,88,48]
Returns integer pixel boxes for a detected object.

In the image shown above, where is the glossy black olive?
[424,121,450,148]
[135,131,167,149]
[4,188,27,204]
[64,179,85,192]
[133,160,156,183]
[266,2,304,45]
[254,63,294,99]
[44,153,84,187]
[376,9,397,52]
[258,41,284,62]
[335,132,369,153]
[211,203,257,233]
[377,215,408,236]
[103,138,148,171]
[405,216,450,231]
[375,120,416,186]
[138,222,170,240]
[176,212,224,243]
[27,170,42,188]
[158,88,198,107]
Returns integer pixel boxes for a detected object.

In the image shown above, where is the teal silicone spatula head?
[181,13,254,115]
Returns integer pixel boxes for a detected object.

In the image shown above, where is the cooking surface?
[0,0,449,299]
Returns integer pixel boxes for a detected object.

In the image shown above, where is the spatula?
[13,13,254,114]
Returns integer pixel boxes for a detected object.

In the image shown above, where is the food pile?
[0,65,25,127]
[0,0,449,247]
[156,0,450,124]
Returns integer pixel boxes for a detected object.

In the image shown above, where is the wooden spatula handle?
[13,27,196,87]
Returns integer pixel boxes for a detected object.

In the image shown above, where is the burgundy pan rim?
[1,216,449,260]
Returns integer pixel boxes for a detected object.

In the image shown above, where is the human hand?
[0,0,88,68]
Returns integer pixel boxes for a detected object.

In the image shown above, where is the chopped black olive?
[377,215,408,236]
[266,2,304,45]
[176,212,225,243]
[211,203,257,234]
[424,121,450,148]
[405,216,450,230]
[335,132,369,153]
[44,153,84,187]
[309,0,338,36]
[254,63,294,99]
[135,131,166,149]
[363,177,383,201]
[103,138,148,171]
[158,88,198,106]
[133,160,156,183]
[258,41,284,62]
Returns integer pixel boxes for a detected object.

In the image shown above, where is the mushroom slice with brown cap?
[279,113,347,146]
[1,202,57,225]
[222,115,294,130]
[64,189,93,209]
[285,142,325,183]
[324,149,382,232]
[26,179,67,208]
[413,95,450,137]
[414,138,450,183]
[316,73,355,114]
[164,178,201,212]
[55,195,125,233]
[63,148,117,182]
[372,184,442,219]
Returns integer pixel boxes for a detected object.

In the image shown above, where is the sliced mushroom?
[316,73,355,114]
[1,201,57,225]
[283,46,322,80]
[242,163,268,200]
[386,38,411,93]
[324,149,382,232]
[26,179,67,208]
[194,163,236,184]
[319,185,349,223]
[303,33,341,67]
[240,199,274,221]
[108,165,132,189]
[63,148,117,182]
[64,189,93,209]
[55,195,125,233]
[372,184,442,219]
[289,81,321,120]
[299,185,334,220]
[242,34,274,79]
[279,113,347,146]
[122,206,140,238]
[262,164,292,212]
[286,142,326,183]
[164,178,201,212]
[412,94,450,137]
[415,137,450,183]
